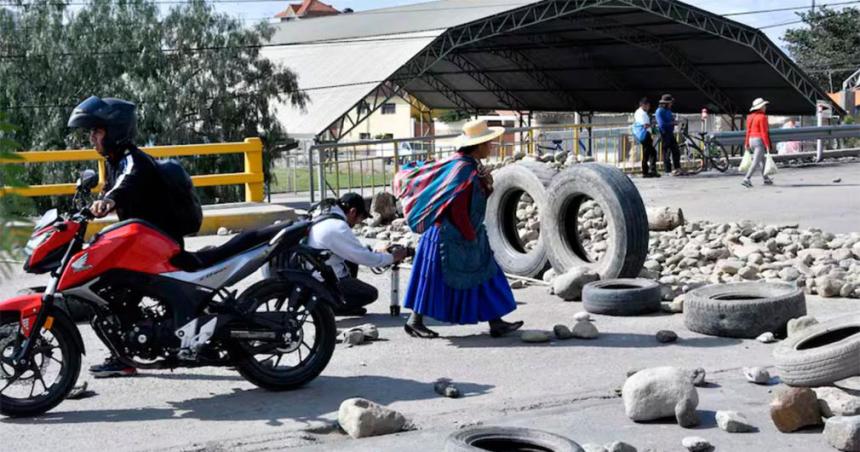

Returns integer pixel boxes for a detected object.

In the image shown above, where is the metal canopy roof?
[268,0,836,141]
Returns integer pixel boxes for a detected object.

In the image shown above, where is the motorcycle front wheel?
[231,279,336,391]
[0,313,82,417]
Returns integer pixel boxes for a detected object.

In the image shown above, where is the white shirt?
[306,206,393,279]
[634,107,650,127]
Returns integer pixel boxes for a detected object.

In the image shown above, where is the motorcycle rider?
[308,193,408,316]
[67,96,177,377]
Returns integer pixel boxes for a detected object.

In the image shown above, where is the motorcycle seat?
[171,221,310,272]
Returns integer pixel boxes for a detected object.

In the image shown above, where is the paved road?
[1,161,858,451]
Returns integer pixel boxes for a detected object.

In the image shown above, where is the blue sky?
[212,0,856,46]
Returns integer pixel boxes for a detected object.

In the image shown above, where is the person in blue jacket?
[656,94,682,175]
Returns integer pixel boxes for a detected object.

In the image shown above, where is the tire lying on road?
[485,161,557,278]
[541,163,649,279]
[684,282,806,338]
[582,278,662,316]
[445,426,584,452]
[774,313,860,387]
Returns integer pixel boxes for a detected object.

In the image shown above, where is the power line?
[724,0,860,16]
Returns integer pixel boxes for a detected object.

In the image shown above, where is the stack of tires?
[486,161,649,280]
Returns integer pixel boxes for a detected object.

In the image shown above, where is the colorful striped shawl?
[393,153,477,234]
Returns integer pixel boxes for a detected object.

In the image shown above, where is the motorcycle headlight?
[24,232,51,256]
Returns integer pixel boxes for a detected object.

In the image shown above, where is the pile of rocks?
[641,220,860,301]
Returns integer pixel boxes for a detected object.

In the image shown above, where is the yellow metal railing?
[0,138,265,202]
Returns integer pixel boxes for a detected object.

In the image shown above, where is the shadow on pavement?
[5,375,493,426]
[445,332,741,349]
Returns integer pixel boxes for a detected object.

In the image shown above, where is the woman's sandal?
[490,320,524,338]
[404,323,439,339]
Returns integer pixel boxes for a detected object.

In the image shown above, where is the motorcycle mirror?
[77,169,98,191]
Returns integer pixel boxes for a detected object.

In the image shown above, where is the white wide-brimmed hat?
[453,119,505,148]
[750,98,770,112]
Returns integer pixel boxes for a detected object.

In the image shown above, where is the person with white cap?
[742,97,774,188]
[394,119,523,339]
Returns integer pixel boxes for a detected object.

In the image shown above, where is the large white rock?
[553,267,599,301]
[815,387,860,418]
[622,366,699,423]
[337,398,407,439]
[824,416,860,451]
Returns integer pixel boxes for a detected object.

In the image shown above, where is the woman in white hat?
[394,119,523,339]
[742,98,774,187]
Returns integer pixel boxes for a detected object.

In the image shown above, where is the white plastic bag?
[739,150,753,173]
[763,153,777,176]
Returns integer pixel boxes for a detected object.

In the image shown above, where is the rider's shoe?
[89,357,137,378]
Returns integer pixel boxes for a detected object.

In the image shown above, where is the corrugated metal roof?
[269,0,538,44]
[263,31,443,137]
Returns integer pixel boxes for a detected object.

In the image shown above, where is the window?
[381,103,396,115]
[359,133,371,140]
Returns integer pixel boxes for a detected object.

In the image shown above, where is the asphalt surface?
[1,161,859,452]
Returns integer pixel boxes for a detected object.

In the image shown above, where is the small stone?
[716,410,756,433]
[681,436,713,452]
[842,283,857,298]
[688,367,706,387]
[824,416,860,451]
[605,441,637,452]
[738,266,759,280]
[510,280,527,290]
[342,329,365,346]
[353,323,379,340]
[743,367,771,384]
[814,387,860,417]
[756,332,776,343]
[656,330,678,343]
[571,321,599,339]
[676,396,699,427]
[521,331,551,343]
[433,379,461,399]
[216,226,229,236]
[770,387,823,433]
[337,398,408,438]
[67,381,96,400]
[834,178,843,183]
[787,316,819,337]
[817,276,844,298]
[542,268,557,283]
[553,324,573,340]
[779,267,801,281]
[573,311,592,322]
[582,444,608,452]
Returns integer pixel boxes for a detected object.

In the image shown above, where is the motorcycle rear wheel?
[231,279,336,391]
[0,313,82,417]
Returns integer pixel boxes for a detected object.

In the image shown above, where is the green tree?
[0,114,33,278]
[0,0,306,208]
[783,7,860,91]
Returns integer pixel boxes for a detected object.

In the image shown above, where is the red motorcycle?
[0,170,341,417]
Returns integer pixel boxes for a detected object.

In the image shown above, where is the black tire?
[0,313,82,417]
[486,161,557,277]
[231,279,336,391]
[445,426,584,452]
[582,278,662,316]
[542,163,649,279]
[684,282,806,339]
[774,313,860,387]
[709,142,730,172]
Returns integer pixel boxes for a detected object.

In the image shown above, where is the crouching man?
[308,193,408,316]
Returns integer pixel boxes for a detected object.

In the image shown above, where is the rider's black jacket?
[102,146,182,244]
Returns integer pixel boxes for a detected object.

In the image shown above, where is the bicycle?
[677,119,730,174]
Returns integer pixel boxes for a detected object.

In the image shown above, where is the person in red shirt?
[743,98,774,187]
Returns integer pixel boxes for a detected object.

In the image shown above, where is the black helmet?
[68,96,137,153]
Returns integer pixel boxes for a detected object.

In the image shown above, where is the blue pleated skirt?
[403,225,517,324]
